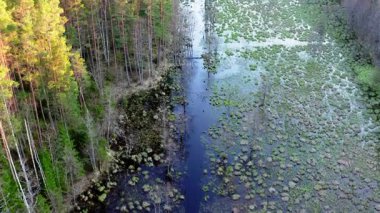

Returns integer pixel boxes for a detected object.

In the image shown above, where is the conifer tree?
[0,0,17,119]
[0,0,179,211]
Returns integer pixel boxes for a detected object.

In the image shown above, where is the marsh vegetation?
[1,0,379,212]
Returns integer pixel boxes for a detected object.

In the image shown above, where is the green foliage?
[0,66,17,101]
[39,125,87,211]
[87,101,105,120]
[0,0,178,211]
[313,0,380,95]
[0,151,24,211]
[0,0,15,32]
[34,0,73,90]
[97,138,109,164]
[65,25,80,47]
[39,126,85,211]
[83,78,105,121]
[68,123,89,152]
[40,148,64,210]
[57,125,85,179]
[0,0,17,121]
[354,64,380,92]
[36,194,51,213]
[153,0,173,41]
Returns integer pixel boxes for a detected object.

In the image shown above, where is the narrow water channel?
[178,1,220,212]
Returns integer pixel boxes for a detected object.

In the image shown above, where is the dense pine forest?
[0,0,183,211]
[1,0,380,212]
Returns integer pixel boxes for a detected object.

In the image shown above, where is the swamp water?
[77,0,380,212]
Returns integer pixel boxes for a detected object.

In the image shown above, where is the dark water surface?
[178,2,221,212]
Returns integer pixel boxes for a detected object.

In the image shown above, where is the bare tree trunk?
[100,0,110,66]
[147,0,154,78]
[108,1,119,77]
[75,10,83,55]
[0,122,31,213]
[15,143,34,210]
[120,14,131,84]
[85,109,98,172]
[133,23,142,83]
[90,3,103,91]
[30,82,43,146]
[137,20,144,81]
[25,119,47,189]
[25,120,40,184]
[134,20,144,83]
[42,87,56,134]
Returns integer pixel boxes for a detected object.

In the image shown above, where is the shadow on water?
[178,58,222,212]
[176,0,221,212]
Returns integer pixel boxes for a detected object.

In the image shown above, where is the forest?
[341,0,380,91]
[0,0,183,211]
[0,0,380,212]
